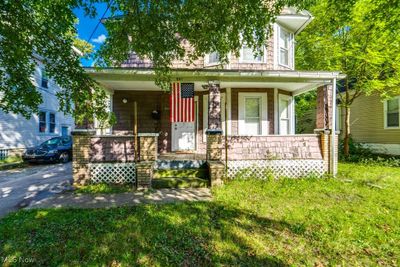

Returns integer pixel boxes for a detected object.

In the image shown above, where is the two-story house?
[0,55,74,158]
[72,7,345,187]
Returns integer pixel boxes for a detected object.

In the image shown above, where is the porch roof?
[85,68,345,95]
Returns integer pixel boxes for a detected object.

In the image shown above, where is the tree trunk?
[343,106,351,157]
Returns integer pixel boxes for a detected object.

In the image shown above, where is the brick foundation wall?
[225,135,323,160]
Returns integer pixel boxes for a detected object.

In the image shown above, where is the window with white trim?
[238,92,268,135]
[38,110,57,134]
[279,27,293,67]
[39,111,47,133]
[385,97,400,128]
[279,94,292,135]
[240,44,264,63]
[41,68,48,88]
[245,97,262,135]
[208,52,220,64]
[49,112,56,133]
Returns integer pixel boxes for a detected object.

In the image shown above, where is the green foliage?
[295,91,316,133]
[1,163,400,265]
[97,0,312,89]
[1,0,314,121]
[296,0,400,101]
[339,137,400,167]
[0,1,112,124]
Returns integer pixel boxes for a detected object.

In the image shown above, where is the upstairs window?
[41,68,48,88]
[279,27,293,67]
[240,44,264,63]
[39,111,47,133]
[385,97,400,128]
[208,52,220,64]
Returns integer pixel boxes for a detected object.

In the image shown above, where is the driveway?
[0,163,72,218]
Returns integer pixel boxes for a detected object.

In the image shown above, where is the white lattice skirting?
[88,163,136,184]
[227,160,325,179]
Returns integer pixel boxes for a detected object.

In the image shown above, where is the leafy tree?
[1,0,311,123]
[295,91,316,133]
[296,0,400,156]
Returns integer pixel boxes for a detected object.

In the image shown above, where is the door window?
[244,97,261,135]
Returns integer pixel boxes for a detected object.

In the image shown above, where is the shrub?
[339,137,400,167]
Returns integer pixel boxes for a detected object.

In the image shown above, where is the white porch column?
[226,88,232,136]
[331,78,338,176]
[274,88,279,134]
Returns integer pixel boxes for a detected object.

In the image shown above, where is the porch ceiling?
[86,68,345,95]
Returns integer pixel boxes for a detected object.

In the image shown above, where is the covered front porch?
[72,69,343,187]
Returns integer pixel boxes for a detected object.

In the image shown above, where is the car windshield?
[41,138,61,146]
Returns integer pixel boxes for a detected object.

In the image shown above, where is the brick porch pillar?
[316,84,333,130]
[205,81,224,185]
[206,81,223,161]
[137,133,159,190]
[315,84,338,175]
[71,129,96,186]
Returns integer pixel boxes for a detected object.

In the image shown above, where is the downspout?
[331,78,337,176]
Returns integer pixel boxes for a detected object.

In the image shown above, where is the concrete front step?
[152,177,209,189]
[155,160,207,170]
[153,169,208,179]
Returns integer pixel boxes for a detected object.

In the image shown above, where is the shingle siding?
[0,59,74,150]
[121,23,293,71]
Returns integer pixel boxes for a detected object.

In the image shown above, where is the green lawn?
[0,156,25,170]
[0,163,399,266]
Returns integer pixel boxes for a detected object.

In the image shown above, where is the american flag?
[170,82,195,122]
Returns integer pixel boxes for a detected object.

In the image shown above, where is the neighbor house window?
[41,68,48,88]
[279,27,292,66]
[49,113,56,133]
[385,97,400,128]
[241,44,263,63]
[39,111,47,133]
[238,93,268,135]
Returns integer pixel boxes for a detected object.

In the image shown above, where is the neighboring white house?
[0,56,74,156]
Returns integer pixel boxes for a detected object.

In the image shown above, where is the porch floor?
[158,152,206,161]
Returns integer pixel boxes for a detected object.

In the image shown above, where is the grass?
[0,156,22,165]
[0,156,25,171]
[1,163,399,266]
[74,183,135,194]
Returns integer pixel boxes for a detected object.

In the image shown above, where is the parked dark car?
[22,136,72,163]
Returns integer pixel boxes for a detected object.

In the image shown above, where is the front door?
[172,122,195,151]
[61,126,69,136]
